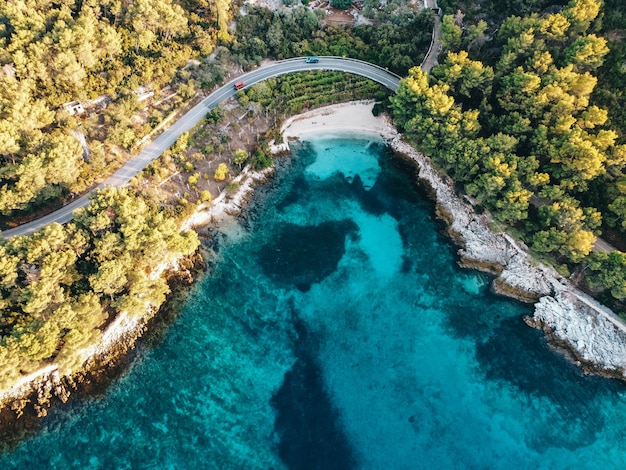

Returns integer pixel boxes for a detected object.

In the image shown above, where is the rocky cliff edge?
[391,137,626,380]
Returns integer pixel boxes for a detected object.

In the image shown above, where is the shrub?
[234,149,249,168]
[200,190,212,202]
[188,173,200,187]
[225,182,240,193]
[214,163,229,181]
[252,149,273,169]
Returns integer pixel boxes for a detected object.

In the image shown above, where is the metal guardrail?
[220,56,402,93]
[228,57,402,92]
[313,56,404,80]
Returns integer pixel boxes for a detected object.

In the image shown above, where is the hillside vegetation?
[391,0,626,307]
[0,188,199,387]
[0,0,232,217]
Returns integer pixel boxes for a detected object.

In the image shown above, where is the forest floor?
[138,94,280,210]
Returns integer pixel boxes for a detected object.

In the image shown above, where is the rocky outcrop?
[183,165,275,229]
[532,289,626,378]
[389,136,626,381]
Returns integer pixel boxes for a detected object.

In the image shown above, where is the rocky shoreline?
[3,100,626,448]
[388,137,626,381]
[0,160,276,444]
[0,250,205,450]
[276,101,626,381]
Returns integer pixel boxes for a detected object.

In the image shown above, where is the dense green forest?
[236,70,389,118]
[233,3,433,74]
[0,0,232,218]
[391,0,626,307]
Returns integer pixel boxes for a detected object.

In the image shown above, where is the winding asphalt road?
[2,57,402,239]
[421,0,442,72]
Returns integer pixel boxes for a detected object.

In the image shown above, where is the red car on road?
[234,81,245,90]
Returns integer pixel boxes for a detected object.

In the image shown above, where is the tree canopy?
[0,0,234,217]
[391,0,618,265]
[0,187,199,387]
[233,4,433,74]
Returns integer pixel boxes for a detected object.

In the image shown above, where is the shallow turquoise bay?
[2,133,626,469]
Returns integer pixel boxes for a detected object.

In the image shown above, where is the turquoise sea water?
[3,133,626,469]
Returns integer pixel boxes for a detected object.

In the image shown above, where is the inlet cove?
[2,135,626,468]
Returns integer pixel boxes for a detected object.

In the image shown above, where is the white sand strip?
[280,100,398,141]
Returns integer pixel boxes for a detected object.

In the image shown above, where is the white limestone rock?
[496,252,554,300]
[534,289,626,377]
[458,221,509,269]
[389,135,626,378]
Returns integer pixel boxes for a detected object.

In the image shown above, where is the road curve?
[2,57,401,239]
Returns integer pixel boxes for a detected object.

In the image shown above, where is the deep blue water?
[2,133,626,469]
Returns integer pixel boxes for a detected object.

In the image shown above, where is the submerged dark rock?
[272,319,356,470]
[258,220,358,289]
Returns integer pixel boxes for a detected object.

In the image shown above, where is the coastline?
[2,98,626,445]
[271,100,626,381]
[0,252,205,449]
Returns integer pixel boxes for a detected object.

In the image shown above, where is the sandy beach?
[280,100,398,141]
